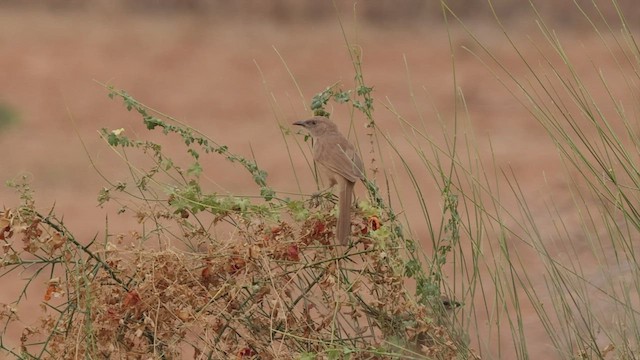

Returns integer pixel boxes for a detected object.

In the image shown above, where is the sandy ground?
[1,7,637,359]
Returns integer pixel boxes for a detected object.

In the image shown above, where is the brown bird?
[294,116,364,245]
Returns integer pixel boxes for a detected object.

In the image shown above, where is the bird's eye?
[309,121,316,125]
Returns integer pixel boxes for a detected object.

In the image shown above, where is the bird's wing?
[316,135,364,183]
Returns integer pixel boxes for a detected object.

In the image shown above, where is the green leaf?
[326,348,342,360]
[97,188,110,206]
[299,353,316,360]
[160,158,174,171]
[357,85,373,96]
[313,109,330,117]
[334,90,351,103]
[188,148,200,160]
[404,259,421,277]
[287,200,309,221]
[260,186,275,201]
[187,162,203,177]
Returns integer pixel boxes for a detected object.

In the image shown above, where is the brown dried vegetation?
[0,79,469,359]
[0,191,464,359]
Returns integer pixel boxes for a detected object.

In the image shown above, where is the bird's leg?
[310,177,338,207]
[310,184,336,207]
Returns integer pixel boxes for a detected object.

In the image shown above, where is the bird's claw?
[309,189,337,207]
[309,191,323,208]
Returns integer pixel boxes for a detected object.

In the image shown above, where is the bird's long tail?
[337,180,354,245]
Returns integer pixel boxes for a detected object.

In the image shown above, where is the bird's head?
[293,116,337,137]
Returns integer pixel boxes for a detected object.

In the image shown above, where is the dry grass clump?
[1,180,463,359]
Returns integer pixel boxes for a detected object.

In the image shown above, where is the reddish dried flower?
[226,255,246,275]
[0,214,10,240]
[48,232,66,253]
[273,243,301,262]
[285,244,300,262]
[237,347,257,359]
[21,220,43,253]
[201,264,215,286]
[368,216,381,231]
[360,216,382,242]
[123,290,141,308]
[312,220,326,236]
[105,307,121,323]
[201,265,212,279]
[0,227,12,240]
[43,279,62,301]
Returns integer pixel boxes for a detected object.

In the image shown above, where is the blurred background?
[1,1,638,358]
[2,0,640,23]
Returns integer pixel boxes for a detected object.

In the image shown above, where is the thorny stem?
[35,212,129,291]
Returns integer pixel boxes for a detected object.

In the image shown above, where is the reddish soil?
[0,7,635,359]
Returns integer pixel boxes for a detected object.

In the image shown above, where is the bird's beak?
[292,120,306,127]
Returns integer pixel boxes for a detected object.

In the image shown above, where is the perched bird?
[293,116,364,245]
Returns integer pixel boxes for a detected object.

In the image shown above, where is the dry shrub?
[1,188,463,359]
[0,84,470,358]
